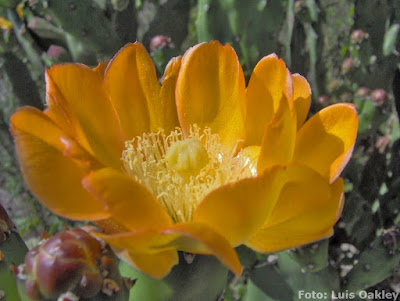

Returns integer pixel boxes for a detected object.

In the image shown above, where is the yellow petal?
[176,41,246,149]
[104,42,159,140]
[257,97,297,173]
[193,171,279,246]
[246,171,344,253]
[293,103,358,182]
[10,107,109,221]
[82,168,173,230]
[157,56,181,133]
[292,74,311,128]
[46,64,123,169]
[163,223,242,276]
[245,54,289,146]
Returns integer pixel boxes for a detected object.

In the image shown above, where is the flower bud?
[328,79,341,92]
[47,45,69,61]
[340,92,353,102]
[370,89,387,106]
[350,29,368,44]
[294,0,305,13]
[150,35,172,52]
[376,135,390,153]
[342,58,357,73]
[0,204,13,243]
[356,87,370,98]
[20,228,122,300]
[317,95,330,107]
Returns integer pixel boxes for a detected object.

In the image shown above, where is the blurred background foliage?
[0,0,400,300]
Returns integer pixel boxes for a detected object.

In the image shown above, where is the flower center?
[165,138,209,177]
[122,126,256,223]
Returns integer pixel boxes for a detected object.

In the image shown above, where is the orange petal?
[245,54,289,146]
[10,107,109,221]
[93,230,179,279]
[246,172,344,253]
[59,135,103,173]
[157,56,181,133]
[12,107,65,151]
[293,103,358,182]
[93,230,178,254]
[95,222,242,276]
[122,250,179,279]
[46,64,123,169]
[163,223,242,276]
[104,42,160,140]
[193,170,279,246]
[257,97,297,173]
[93,61,108,78]
[292,74,311,128]
[176,41,246,149]
[95,218,130,234]
[82,168,173,231]
[44,96,75,140]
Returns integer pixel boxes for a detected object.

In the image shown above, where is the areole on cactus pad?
[10,40,358,279]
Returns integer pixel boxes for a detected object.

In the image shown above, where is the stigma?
[122,126,256,223]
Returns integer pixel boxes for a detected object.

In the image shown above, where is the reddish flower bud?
[0,203,13,243]
[318,95,330,106]
[355,87,370,98]
[294,0,305,13]
[340,92,353,102]
[376,135,390,154]
[46,45,70,62]
[350,29,368,44]
[370,89,387,106]
[20,228,121,300]
[342,58,356,73]
[150,35,172,52]
[328,79,341,92]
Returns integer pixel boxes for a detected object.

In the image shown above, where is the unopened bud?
[371,89,387,106]
[0,203,13,243]
[47,45,70,61]
[294,0,305,13]
[317,95,330,107]
[340,92,352,102]
[21,228,123,300]
[150,35,172,52]
[356,87,370,98]
[350,29,368,44]
[342,58,357,73]
[328,79,341,92]
[376,136,390,153]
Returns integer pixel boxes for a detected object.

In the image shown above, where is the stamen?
[122,126,256,223]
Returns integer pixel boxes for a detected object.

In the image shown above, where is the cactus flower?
[10,41,358,279]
